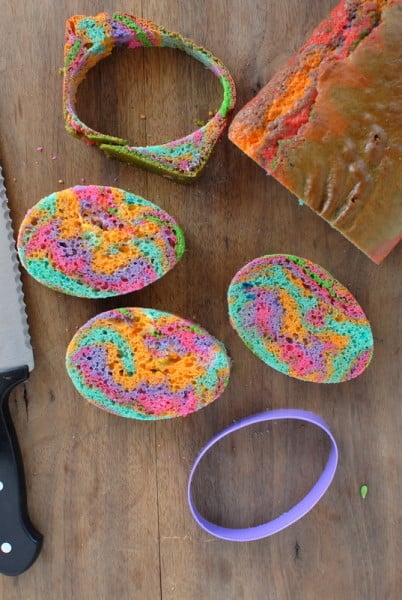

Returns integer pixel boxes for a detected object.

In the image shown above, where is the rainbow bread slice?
[229,0,402,263]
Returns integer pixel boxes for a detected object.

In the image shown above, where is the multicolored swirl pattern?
[63,13,236,181]
[228,255,373,383]
[66,308,231,419]
[17,185,185,298]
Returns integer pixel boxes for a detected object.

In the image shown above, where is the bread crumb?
[58,179,64,184]
[140,114,146,120]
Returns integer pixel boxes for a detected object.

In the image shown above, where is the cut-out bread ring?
[63,13,237,181]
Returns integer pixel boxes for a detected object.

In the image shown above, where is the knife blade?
[0,166,42,576]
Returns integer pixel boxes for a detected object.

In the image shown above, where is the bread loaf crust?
[229,1,402,263]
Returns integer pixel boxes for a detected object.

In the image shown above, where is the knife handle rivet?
[1,542,12,554]
[0,481,3,491]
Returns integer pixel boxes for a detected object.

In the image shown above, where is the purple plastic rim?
[187,408,339,542]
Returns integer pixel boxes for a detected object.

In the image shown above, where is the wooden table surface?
[1,1,401,598]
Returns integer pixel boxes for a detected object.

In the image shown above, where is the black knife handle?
[0,366,42,576]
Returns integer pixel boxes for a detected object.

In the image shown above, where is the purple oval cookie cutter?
[187,408,339,541]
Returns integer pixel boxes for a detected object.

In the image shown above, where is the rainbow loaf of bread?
[229,0,402,263]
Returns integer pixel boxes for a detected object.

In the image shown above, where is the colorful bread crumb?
[228,255,373,383]
[63,13,236,181]
[66,308,231,419]
[229,0,402,263]
[17,185,185,298]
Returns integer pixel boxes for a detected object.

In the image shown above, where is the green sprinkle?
[360,484,368,499]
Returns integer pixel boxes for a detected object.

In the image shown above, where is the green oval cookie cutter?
[63,12,237,182]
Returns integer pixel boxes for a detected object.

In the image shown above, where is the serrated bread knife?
[0,166,42,576]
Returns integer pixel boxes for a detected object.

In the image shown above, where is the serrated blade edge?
[0,165,34,372]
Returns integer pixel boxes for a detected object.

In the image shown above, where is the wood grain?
[0,1,401,598]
